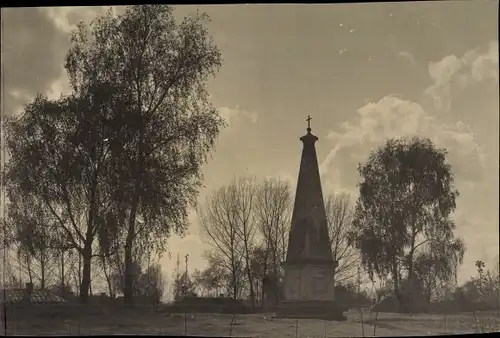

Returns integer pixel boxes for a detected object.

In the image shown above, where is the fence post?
[324,316,327,338]
[444,315,447,334]
[184,312,187,336]
[474,311,479,333]
[229,313,236,336]
[359,307,365,337]
[295,319,299,338]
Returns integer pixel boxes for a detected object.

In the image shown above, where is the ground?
[3,307,500,336]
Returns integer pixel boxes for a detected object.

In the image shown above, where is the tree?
[324,193,359,284]
[413,238,464,303]
[135,262,166,305]
[9,194,56,290]
[173,271,197,301]
[200,177,293,305]
[193,268,219,297]
[65,5,224,305]
[352,136,465,312]
[199,180,249,300]
[195,254,231,297]
[249,244,270,306]
[231,177,258,309]
[5,89,117,302]
[254,178,292,306]
[109,260,142,297]
[96,209,123,298]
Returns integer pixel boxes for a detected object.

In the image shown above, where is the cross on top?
[306,115,312,131]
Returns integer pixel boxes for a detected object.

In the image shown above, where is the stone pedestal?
[283,264,334,301]
[278,263,346,321]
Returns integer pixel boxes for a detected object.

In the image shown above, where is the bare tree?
[231,177,258,309]
[324,193,359,284]
[200,177,292,306]
[199,184,245,300]
[255,178,292,306]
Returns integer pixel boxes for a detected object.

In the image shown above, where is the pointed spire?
[285,117,334,265]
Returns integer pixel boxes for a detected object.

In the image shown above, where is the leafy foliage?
[4,90,117,301]
[352,137,465,311]
[4,5,223,305]
[64,5,224,304]
[173,271,197,301]
[192,265,225,297]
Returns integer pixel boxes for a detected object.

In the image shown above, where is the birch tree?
[65,5,223,304]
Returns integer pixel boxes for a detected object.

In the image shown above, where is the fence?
[2,304,500,336]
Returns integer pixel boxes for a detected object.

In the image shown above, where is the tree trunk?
[27,258,33,285]
[245,262,256,311]
[41,264,45,290]
[124,194,139,305]
[79,247,92,303]
[425,284,432,304]
[60,249,65,296]
[232,278,237,300]
[243,236,255,310]
[78,248,82,294]
[124,126,144,306]
[232,267,238,300]
[123,234,135,305]
[272,249,279,307]
[102,256,114,298]
[40,251,45,290]
[392,260,409,312]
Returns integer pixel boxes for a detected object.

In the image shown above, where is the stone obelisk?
[277,116,345,321]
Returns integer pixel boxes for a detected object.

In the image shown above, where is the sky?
[1,2,499,287]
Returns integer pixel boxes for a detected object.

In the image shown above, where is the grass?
[2,305,500,336]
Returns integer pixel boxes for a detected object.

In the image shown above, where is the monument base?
[275,300,347,321]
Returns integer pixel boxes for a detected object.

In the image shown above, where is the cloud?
[2,8,121,118]
[470,41,499,82]
[46,67,72,100]
[218,106,259,127]
[424,40,499,114]
[321,95,486,193]
[42,6,112,34]
[2,8,70,117]
[320,42,498,195]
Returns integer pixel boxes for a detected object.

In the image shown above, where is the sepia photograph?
[0,1,499,336]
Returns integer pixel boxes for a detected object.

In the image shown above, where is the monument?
[276,116,346,321]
